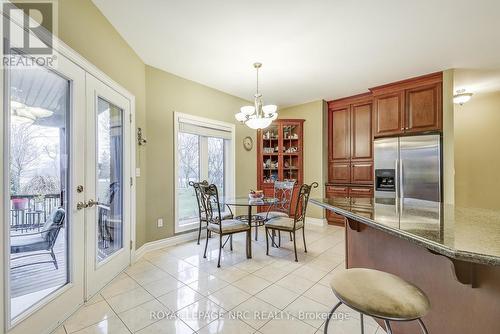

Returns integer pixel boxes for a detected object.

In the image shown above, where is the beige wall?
[278,101,327,219]
[145,66,256,241]
[58,0,148,246]
[57,0,257,246]
[455,91,500,210]
[442,69,455,204]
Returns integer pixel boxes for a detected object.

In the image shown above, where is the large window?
[174,113,235,232]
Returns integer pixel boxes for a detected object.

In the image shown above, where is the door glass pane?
[178,132,200,222]
[8,59,70,319]
[208,137,225,197]
[96,98,123,263]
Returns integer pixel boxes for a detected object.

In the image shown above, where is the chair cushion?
[201,211,233,221]
[265,217,303,230]
[11,234,49,253]
[330,268,430,320]
[208,220,250,234]
[41,208,65,241]
[255,211,289,220]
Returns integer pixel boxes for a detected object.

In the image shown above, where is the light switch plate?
[136,168,141,177]
[157,218,163,228]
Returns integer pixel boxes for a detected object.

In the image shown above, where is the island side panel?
[345,218,500,334]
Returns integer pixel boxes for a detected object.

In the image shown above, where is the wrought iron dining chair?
[10,207,65,270]
[255,180,295,243]
[199,183,250,268]
[265,182,318,262]
[190,180,234,245]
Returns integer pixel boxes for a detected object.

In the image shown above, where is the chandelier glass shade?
[235,63,278,130]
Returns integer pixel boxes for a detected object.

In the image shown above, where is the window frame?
[173,112,235,233]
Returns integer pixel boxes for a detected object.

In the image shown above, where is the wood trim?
[327,92,372,109]
[369,71,443,96]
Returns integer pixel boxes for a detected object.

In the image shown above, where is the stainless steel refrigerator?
[374,134,441,202]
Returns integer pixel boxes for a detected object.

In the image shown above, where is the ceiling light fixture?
[11,101,54,123]
[235,63,278,130]
[453,89,473,105]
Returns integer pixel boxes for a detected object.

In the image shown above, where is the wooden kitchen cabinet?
[371,72,443,137]
[351,161,373,184]
[351,102,373,160]
[405,83,442,133]
[324,185,373,225]
[329,163,350,184]
[327,93,374,225]
[325,185,349,225]
[329,106,350,162]
[327,93,374,185]
[373,92,404,137]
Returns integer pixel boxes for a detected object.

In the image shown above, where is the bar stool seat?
[331,268,430,320]
[325,268,430,334]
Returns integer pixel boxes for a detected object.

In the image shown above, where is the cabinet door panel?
[351,162,373,184]
[351,102,372,160]
[406,83,442,133]
[349,186,374,197]
[374,92,403,137]
[329,107,350,161]
[329,163,350,184]
[326,185,349,197]
[325,186,348,225]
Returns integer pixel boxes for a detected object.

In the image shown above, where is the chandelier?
[235,63,278,129]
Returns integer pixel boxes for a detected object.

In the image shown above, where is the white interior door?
[85,74,132,299]
[3,52,86,333]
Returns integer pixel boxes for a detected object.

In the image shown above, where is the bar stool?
[324,268,430,334]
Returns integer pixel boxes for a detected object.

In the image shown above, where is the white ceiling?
[93,0,500,107]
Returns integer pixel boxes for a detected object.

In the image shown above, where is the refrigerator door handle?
[394,158,399,215]
[400,158,404,211]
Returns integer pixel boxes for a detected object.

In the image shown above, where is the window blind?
[178,117,233,140]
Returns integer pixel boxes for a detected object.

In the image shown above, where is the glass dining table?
[221,196,278,258]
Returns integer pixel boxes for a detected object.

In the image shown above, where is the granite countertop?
[310,197,500,266]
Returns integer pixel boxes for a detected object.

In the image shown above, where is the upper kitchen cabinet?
[327,93,373,185]
[371,72,443,137]
[328,106,350,162]
[405,83,442,133]
[351,101,373,161]
[373,92,404,137]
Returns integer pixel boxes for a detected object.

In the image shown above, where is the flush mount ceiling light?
[11,100,54,124]
[235,63,278,130]
[453,89,473,105]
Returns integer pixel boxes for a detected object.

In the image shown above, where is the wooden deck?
[10,229,67,298]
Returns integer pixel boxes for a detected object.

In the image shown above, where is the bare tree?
[178,133,199,188]
[10,123,39,194]
[208,138,224,192]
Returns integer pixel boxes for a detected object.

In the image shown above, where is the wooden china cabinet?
[257,119,305,212]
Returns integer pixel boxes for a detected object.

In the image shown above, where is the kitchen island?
[311,197,500,334]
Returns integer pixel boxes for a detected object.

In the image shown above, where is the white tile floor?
[55,224,387,334]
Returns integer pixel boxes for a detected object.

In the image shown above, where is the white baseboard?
[134,230,199,262]
[306,216,327,227]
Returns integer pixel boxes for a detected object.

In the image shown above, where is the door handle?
[76,201,88,210]
[86,199,99,208]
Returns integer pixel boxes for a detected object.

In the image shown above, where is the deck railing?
[10,194,61,232]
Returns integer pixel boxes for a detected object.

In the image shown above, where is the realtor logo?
[2,0,58,67]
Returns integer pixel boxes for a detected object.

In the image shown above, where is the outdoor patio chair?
[10,207,66,270]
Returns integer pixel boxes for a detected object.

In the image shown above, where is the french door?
[85,74,132,299]
[3,52,86,333]
[2,51,132,334]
